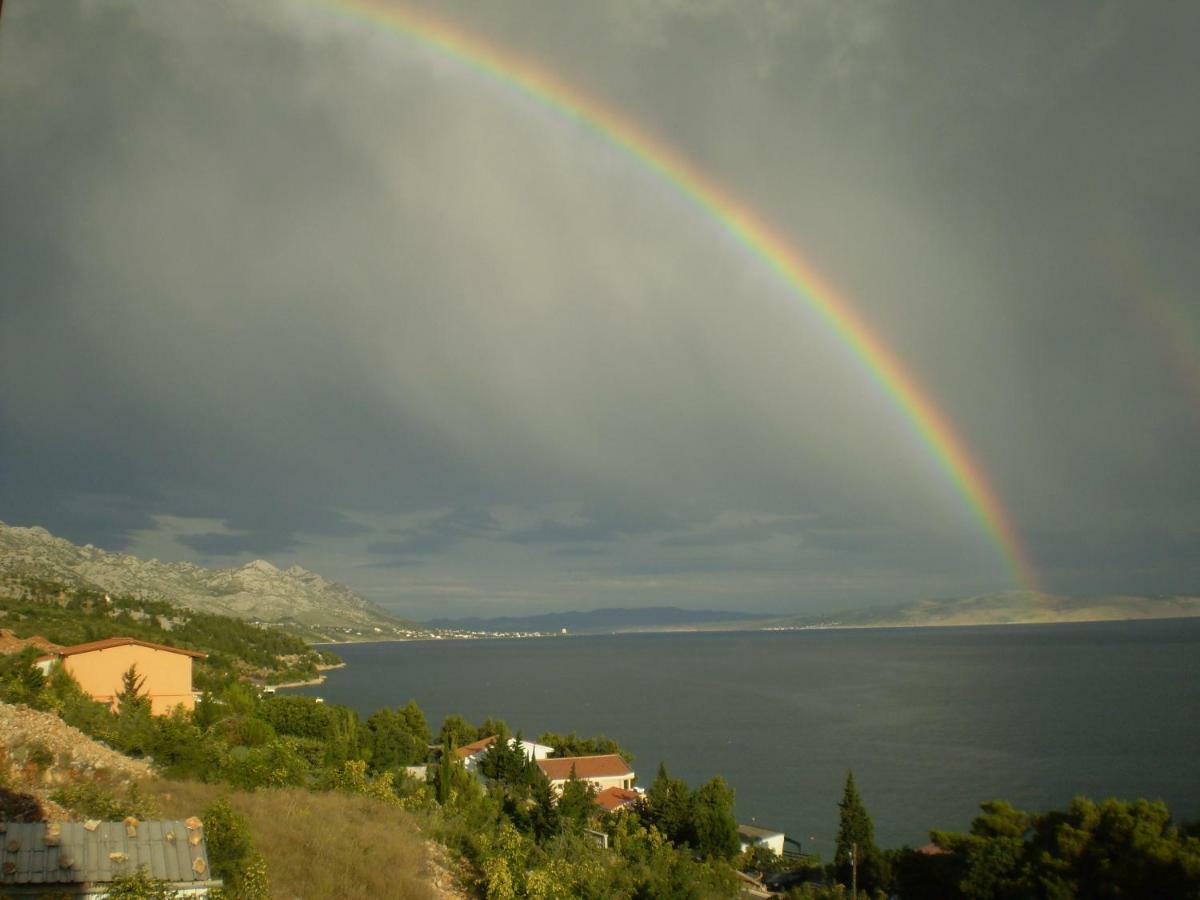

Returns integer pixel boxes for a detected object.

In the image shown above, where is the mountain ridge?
[0,521,409,631]
[428,591,1200,634]
[426,605,777,632]
[780,590,1200,629]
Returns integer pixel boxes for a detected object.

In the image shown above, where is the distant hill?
[772,590,1200,629]
[0,521,414,634]
[426,605,777,633]
[430,593,1200,634]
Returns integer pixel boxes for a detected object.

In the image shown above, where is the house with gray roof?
[738,822,786,856]
[0,818,221,897]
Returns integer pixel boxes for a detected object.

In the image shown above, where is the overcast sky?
[2,1,1197,619]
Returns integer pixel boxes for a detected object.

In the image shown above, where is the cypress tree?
[834,770,880,895]
[436,740,455,805]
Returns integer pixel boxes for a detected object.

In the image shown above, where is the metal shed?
[0,819,222,897]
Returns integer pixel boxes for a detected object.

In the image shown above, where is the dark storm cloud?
[2,0,1198,617]
[502,504,684,546]
[177,505,369,558]
[656,515,812,549]
[366,508,502,566]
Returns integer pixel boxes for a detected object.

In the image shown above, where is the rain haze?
[2,0,1198,621]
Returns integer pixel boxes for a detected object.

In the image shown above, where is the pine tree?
[528,766,561,842]
[116,665,150,717]
[645,763,694,846]
[691,776,740,859]
[436,740,455,805]
[557,763,597,828]
[834,770,881,896]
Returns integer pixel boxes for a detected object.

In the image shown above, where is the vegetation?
[834,770,884,894]
[637,763,740,861]
[2,585,1196,898]
[535,730,633,765]
[891,796,1200,900]
[104,868,188,900]
[0,579,340,688]
[146,780,433,900]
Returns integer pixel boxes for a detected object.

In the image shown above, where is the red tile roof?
[41,637,206,660]
[536,754,632,782]
[454,735,498,759]
[594,786,640,811]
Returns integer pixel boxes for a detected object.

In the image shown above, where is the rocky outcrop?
[0,703,152,785]
[0,522,406,630]
[0,701,154,821]
[0,629,61,655]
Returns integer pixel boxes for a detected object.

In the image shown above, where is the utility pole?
[851,841,858,899]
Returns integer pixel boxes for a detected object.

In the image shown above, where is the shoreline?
[304,612,1200,647]
[270,661,345,691]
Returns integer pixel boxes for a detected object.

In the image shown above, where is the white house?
[738,823,786,856]
[456,735,556,774]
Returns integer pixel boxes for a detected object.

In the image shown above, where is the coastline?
[271,661,345,691]
[306,610,1200,645]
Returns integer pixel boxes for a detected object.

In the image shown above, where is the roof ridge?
[41,636,206,659]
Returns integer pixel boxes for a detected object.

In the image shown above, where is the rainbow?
[1096,235,1200,419]
[312,0,1038,590]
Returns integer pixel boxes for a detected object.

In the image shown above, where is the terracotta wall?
[62,645,196,714]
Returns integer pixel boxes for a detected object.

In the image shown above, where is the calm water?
[290,619,1200,857]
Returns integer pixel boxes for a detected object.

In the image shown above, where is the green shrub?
[211,715,276,748]
[203,798,270,900]
[221,740,308,791]
[51,781,160,821]
[103,867,181,899]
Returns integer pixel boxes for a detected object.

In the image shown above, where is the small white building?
[738,823,786,856]
[456,736,556,774]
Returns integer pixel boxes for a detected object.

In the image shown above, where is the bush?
[211,715,276,748]
[52,781,160,821]
[148,710,221,780]
[221,740,309,791]
[103,867,182,899]
[0,647,48,707]
[203,797,270,900]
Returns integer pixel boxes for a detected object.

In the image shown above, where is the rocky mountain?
[0,521,410,632]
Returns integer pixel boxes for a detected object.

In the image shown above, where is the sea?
[287,618,1200,858]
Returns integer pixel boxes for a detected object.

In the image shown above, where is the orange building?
[38,637,205,715]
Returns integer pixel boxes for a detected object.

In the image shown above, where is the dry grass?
[143,779,441,900]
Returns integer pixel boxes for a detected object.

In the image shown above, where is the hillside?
[430,593,1200,636]
[775,590,1200,629]
[427,605,777,633]
[0,522,414,635]
[0,702,464,898]
[0,701,153,821]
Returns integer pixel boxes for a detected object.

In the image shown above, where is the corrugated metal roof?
[0,820,212,886]
[738,823,785,840]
